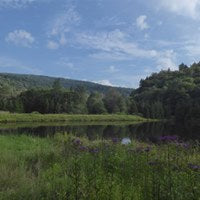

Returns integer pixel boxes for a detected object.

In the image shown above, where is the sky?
[1,0,200,88]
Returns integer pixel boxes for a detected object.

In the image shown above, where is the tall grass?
[0,134,199,200]
[0,113,152,123]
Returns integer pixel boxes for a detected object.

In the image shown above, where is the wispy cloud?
[0,0,49,9]
[5,30,35,47]
[47,40,59,50]
[136,15,149,30]
[157,0,200,19]
[47,6,80,49]
[76,28,178,71]
[156,50,177,71]
[76,29,157,60]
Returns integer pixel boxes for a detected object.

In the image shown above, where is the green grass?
[0,134,199,200]
[0,113,153,123]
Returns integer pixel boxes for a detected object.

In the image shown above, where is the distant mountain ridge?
[0,73,133,95]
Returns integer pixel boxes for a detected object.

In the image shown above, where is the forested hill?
[132,62,200,121]
[1,62,200,121]
[0,73,132,95]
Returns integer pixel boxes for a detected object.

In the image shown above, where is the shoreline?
[0,113,157,123]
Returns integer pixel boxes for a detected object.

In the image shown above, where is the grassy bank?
[0,113,152,123]
[0,134,199,200]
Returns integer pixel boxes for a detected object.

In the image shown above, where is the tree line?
[133,62,200,121]
[1,62,200,121]
[0,79,137,115]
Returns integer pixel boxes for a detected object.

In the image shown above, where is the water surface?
[0,121,199,142]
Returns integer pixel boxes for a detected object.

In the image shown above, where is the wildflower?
[188,163,200,171]
[73,138,82,146]
[79,145,88,152]
[159,135,178,142]
[176,142,190,149]
[112,138,120,144]
[182,143,190,149]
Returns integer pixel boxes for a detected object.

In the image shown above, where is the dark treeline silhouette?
[0,79,132,115]
[1,62,200,121]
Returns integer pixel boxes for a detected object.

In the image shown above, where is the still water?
[0,121,199,142]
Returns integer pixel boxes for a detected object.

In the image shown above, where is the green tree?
[87,92,106,114]
[103,89,127,113]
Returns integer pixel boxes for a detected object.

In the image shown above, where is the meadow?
[0,134,199,200]
[0,113,151,123]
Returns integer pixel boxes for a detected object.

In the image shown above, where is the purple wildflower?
[73,138,82,146]
[182,143,190,149]
[79,145,88,152]
[159,135,178,143]
[188,163,200,171]
[112,138,120,144]
[176,142,190,149]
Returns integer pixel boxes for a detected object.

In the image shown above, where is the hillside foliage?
[133,62,200,121]
[1,62,200,121]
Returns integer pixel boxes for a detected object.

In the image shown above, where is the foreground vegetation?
[0,113,150,123]
[0,134,199,200]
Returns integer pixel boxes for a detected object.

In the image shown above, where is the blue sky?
[1,0,200,88]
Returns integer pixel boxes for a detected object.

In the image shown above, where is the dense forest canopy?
[1,62,200,121]
[133,62,200,121]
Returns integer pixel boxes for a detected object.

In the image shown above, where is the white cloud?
[158,0,200,19]
[77,29,157,61]
[76,29,178,73]
[47,40,59,50]
[96,80,114,86]
[6,30,34,47]
[156,50,178,71]
[136,15,149,30]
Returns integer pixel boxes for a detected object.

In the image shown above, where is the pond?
[0,121,199,142]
